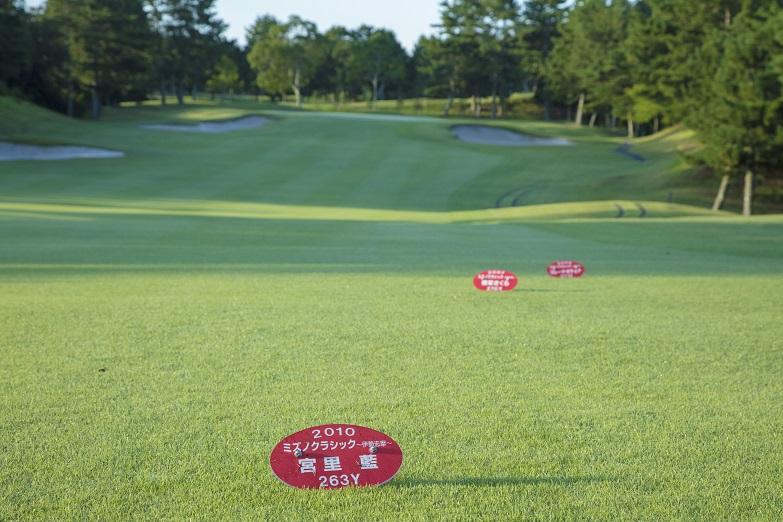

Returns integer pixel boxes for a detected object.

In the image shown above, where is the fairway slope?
[0,99,736,213]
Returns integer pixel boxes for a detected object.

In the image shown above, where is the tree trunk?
[743,170,753,216]
[443,91,454,117]
[371,75,379,110]
[160,79,167,106]
[574,93,585,125]
[90,86,101,119]
[292,67,302,107]
[175,81,184,105]
[490,74,498,119]
[712,174,730,211]
[66,77,74,117]
[588,113,597,127]
[627,113,634,139]
[653,116,660,133]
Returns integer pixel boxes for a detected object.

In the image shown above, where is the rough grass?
[1,98,782,520]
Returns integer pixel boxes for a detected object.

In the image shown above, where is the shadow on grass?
[390,475,608,488]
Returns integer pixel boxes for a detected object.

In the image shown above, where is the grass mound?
[0,96,86,141]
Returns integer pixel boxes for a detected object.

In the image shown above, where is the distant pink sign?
[473,270,518,292]
[547,261,585,278]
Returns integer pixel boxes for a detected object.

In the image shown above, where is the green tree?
[246,14,280,49]
[206,54,239,98]
[413,35,461,114]
[478,0,522,118]
[247,21,287,101]
[317,26,354,104]
[347,26,407,108]
[437,0,527,118]
[22,13,74,114]
[152,0,226,105]
[247,16,318,105]
[436,0,493,116]
[625,0,742,131]
[46,0,153,118]
[689,3,783,215]
[244,15,283,99]
[520,0,569,119]
[0,0,32,92]
[547,0,631,132]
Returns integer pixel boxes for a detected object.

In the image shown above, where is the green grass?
[0,96,720,212]
[281,92,544,120]
[1,97,782,520]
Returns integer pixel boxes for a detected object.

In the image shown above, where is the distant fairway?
[1,98,782,520]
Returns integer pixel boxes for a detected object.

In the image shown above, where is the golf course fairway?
[1,98,781,520]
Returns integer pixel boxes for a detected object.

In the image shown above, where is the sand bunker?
[452,125,571,146]
[0,142,124,161]
[300,112,436,123]
[142,115,269,133]
[263,110,437,123]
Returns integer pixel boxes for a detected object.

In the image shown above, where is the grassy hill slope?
[0,98,719,214]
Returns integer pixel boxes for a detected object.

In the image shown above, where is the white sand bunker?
[142,115,269,133]
[263,110,437,123]
[0,142,124,161]
[452,125,571,146]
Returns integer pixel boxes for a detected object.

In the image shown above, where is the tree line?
[1,0,782,213]
[1,0,232,118]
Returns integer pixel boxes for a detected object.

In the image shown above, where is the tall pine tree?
[689,3,783,215]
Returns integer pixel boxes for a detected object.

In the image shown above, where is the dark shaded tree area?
[1,0,238,116]
[542,0,782,214]
[1,0,781,212]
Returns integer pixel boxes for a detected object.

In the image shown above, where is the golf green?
[1,97,781,520]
